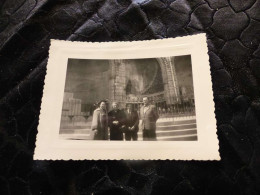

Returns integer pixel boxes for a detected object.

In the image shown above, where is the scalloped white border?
[34,34,220,160]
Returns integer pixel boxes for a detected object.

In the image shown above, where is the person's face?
[112,103,118,110]
[143,98,149,106]
[100,102,106,110]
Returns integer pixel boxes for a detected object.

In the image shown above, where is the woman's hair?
[98,100,107,107]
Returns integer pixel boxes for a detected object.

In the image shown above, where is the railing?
[157,102,196,119]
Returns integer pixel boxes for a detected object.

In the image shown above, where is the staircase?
[59,116,197,141]
[150,117,197,141]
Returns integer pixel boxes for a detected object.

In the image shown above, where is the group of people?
[91,97,159,141]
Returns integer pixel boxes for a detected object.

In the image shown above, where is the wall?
[64,59,110,105]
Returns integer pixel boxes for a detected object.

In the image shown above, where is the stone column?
[109,60,126,107]
[168,56,180,102]
[157,58,170,105]
[109,60,116,102]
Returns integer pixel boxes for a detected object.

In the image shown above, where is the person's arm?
[139,107,143,120]
[138,107,144,131]
[108,111,113,127]
[133,111,139,128]
[91,110,98,131]
[153,106,159,121]
[119,110,126,127]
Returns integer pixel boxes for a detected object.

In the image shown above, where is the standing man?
[108,102,125,140]
[124,104,139,141]
[139,97,159,141]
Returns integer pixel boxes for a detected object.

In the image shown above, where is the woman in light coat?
[91,100,108,140]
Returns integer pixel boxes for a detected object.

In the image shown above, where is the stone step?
[59,129,90,134]
[60,133,198,141]
[60,128,197,140]
[157,135,197,141]
[62,128,197,135]
[157,119,196,126]
[61,118,196,129]
[60,125,91,130]
[157,123,196,130]
[59,118,198,139]
[156,129,197,137]
[157,116,196,122]
[60,134,91,140]
[60,124,197,135]
[61,119,196,129]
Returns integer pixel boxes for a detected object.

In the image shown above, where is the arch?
[156,57,180,104]
[108,58,180,106]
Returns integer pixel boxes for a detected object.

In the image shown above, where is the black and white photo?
[34,34,220,160]
[59,56,197,141]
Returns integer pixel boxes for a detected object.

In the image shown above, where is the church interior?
[59,55,197,141]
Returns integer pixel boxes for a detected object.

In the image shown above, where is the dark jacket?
[124,109,139,132]
[108,109,125,140]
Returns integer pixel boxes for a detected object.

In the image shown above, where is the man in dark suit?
[139,97,159,141]
[124,104,139,141]
[108,102,125,140]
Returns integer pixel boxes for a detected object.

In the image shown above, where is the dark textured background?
[0,0,260,194]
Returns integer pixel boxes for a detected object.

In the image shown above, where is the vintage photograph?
[59,56,197,141]
[34,34,219,160]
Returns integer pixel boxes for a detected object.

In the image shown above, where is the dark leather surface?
[0,0,260,194]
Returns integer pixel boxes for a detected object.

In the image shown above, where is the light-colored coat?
[91,108,108,140]
[139,105,159,130]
